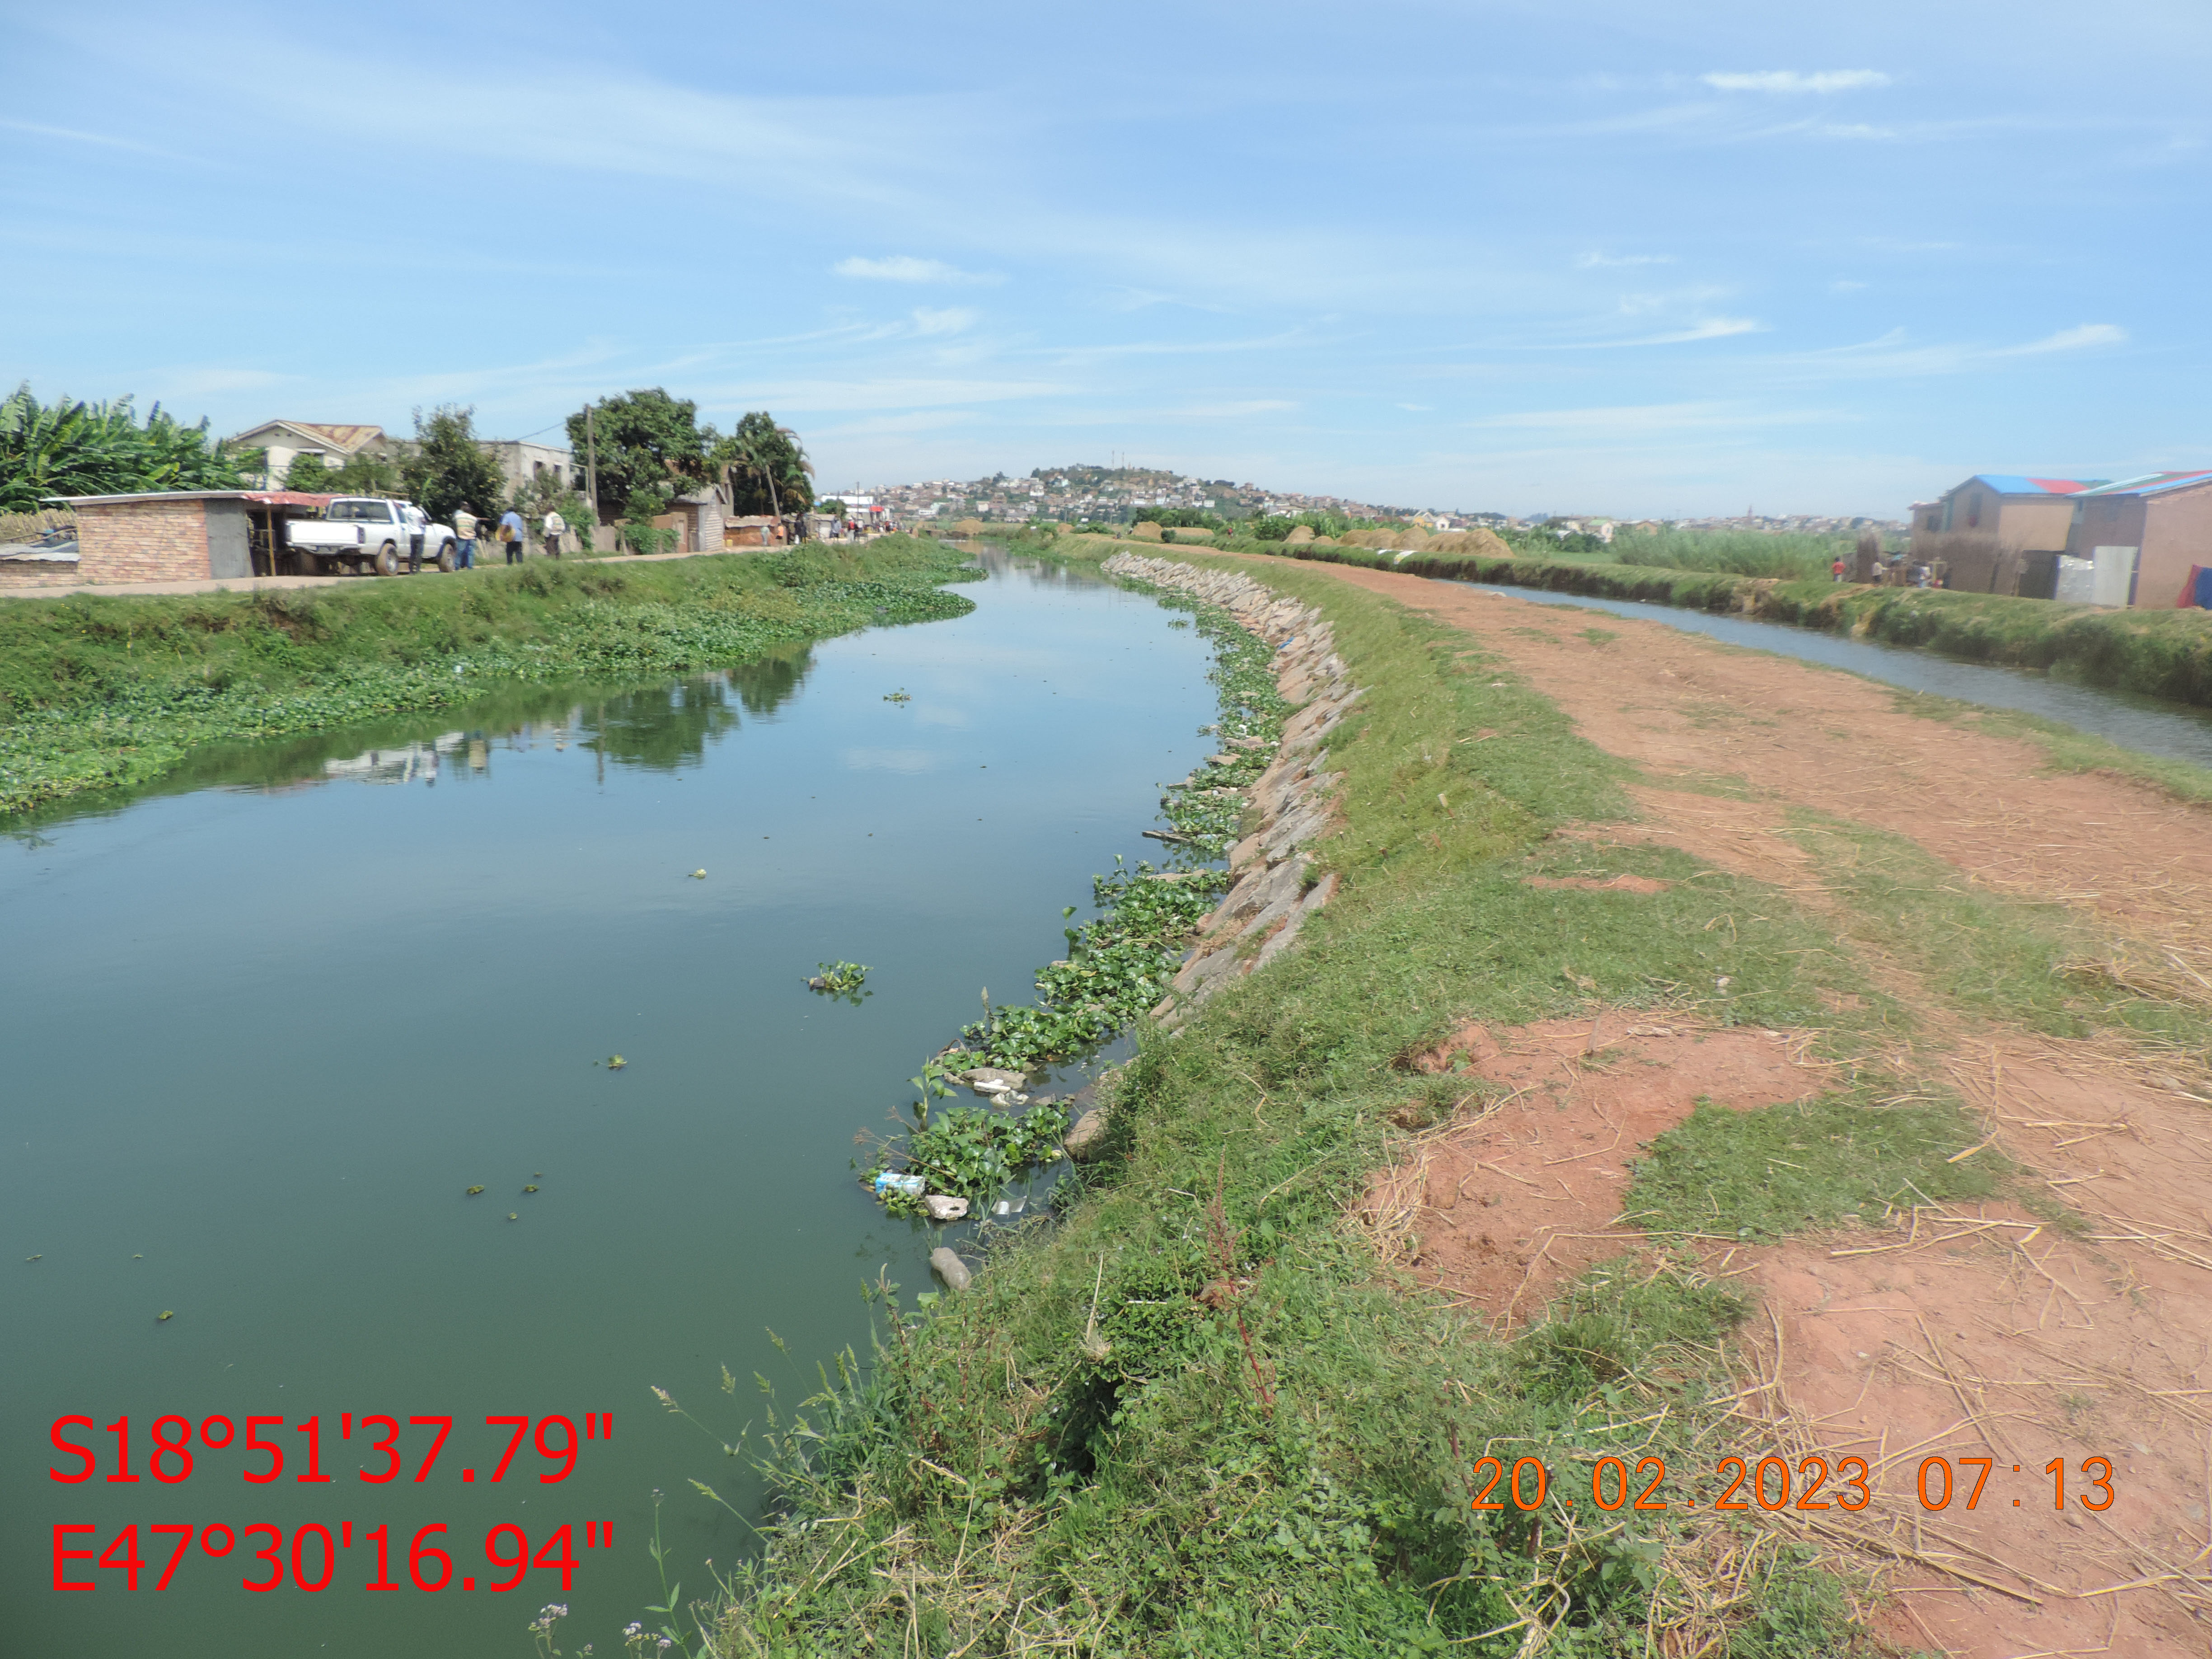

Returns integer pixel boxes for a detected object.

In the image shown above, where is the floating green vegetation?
[944,584,1288,1073]
[0,534,978,819]
[806,961,870,996]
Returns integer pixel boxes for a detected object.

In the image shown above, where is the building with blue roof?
[2066,472,2212,609]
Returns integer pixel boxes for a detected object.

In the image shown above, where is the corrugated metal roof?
[1968,474,2107,496]
[46,489,335,506]
[2075,470,2212,499]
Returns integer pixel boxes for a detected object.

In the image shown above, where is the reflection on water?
[1,558,1219,1659]
[297,649,820,800]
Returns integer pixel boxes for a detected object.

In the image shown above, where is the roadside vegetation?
[1231,535,2212,709]
[0,382,253,518]
[0,535,975,819]
[679,540,2165,1657]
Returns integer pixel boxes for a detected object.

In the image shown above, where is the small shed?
[649,485,727,555]
[724,515,788,548]
[44,489,336,584]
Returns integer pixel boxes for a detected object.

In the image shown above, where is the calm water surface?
[1477,582,2212,769]
[2,556,1216,1656]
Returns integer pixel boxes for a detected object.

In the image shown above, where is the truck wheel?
[436,542,456,573]
[371,542,398,577]
[296,553,324,576]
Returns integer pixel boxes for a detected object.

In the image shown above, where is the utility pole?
[585,404,600,534]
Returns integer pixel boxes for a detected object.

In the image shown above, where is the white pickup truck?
[285,498,459,576]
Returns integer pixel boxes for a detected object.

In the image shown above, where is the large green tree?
[0,383,250,511]
[401,405,508,523]
[710,411,815,521]
[566,389,709,523]
[284,449,404,496]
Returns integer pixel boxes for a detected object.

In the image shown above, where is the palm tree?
[713,413,814,539]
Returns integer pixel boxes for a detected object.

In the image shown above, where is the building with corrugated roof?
[228,421,395,489]
[2066,471,2212,609]
[1911,474,2106,554]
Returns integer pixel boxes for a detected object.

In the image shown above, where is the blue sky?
[4,0,2207,516]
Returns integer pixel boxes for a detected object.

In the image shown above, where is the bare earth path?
[1271,558,2212,1657]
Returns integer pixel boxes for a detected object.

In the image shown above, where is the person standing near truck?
[499,508,526,565]
[541,507,566,559]
[453,507,478,570]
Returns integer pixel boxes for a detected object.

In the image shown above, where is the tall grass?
[1601,527,1843,581]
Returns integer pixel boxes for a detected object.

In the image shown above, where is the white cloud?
[1703,70,1891,95]
[1577,253,1674,268]
[909,306,978,336]
[833,255,997,285]
[1563,317,1766,348]
[1830,280,1869,293]
[1998,323,2128,356]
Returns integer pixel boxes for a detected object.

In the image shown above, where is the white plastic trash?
[872,1172,925,1198]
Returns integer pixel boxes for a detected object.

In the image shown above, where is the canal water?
[1,555,1218,1657]
[1476,582,2212,770]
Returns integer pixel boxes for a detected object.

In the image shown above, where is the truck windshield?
[328,500,393,523]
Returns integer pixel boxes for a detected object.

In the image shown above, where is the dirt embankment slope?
[1295,560,2212,1659]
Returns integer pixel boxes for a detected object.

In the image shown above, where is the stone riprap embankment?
[1102,552,1360,1023]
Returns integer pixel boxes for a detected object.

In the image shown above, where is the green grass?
[1781,809,2212,1062]
[1235,538,2212,712]
[693,553,1956,1657]
[0,535,977,819]
[1625,1091,1999,1242]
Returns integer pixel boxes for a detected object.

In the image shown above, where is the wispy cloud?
[1998,323,2128,355]
[1578,252,1675,268]
[1562,317,1766,348]
[1703,70,1891,95]
[909,306,979,336]
[834,255,999,285]
[0,116,198,162]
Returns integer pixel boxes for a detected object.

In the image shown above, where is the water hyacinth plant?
[861,581,1290,1214]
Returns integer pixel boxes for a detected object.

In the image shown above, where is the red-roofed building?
[1911,473,2105,557]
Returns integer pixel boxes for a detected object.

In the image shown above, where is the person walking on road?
[541,506,566,559]
[453,507,478,570]
[499,508,526,564]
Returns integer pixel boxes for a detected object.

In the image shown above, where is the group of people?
[447,507,568,569]
[1828,553,1948,589]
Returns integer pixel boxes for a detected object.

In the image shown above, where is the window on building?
[1966,496,1982,530]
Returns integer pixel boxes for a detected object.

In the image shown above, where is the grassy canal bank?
[0,536,976,819]
[693,539,2212,1657]
[1235,537,2212,710]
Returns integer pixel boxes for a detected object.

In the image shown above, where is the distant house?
[229,420,582,506]
[1908,474,2107,598]
[2066,471,2212,609]
[228,421,394,488]
[1911,475,2105,553]
[479,440,584,502]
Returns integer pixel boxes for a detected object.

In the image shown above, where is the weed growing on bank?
[0,536,977,817]
[701,553,1969,1656]
[1238,534,2212,710]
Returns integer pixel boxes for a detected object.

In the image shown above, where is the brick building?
[38,490,333,586]
[2065,471,2212,609]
